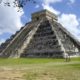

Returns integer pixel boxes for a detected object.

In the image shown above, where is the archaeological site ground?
[0,10,80,80]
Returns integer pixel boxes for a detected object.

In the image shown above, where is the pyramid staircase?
[21,20,63,58]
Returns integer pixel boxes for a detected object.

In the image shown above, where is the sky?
[0,0,80,45]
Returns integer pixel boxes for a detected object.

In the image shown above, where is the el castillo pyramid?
[0,10,80,58]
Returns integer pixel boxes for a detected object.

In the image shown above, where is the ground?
[0,58,80,80]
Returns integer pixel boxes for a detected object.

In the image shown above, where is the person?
[65,53,70,62]
[68,54,71,61]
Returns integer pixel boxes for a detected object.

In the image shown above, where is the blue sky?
[0,0,80,44]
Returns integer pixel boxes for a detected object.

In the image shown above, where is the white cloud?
[59,14,79,28]
[58,13,80,41]
[41,0,62,15]
[42,4,60,15]
[35,5,40,8]
[69,0,75,4]
[42,0,62,5]
[0,0,23,35]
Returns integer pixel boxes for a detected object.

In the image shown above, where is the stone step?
[26,43,60,50]
[37,27,52,32]
[24,49,63,54]
[33,35,56,39]
[31,38,58,44]
[34,32,54,37]
[36,30,54,34]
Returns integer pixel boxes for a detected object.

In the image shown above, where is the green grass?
[0,57,80,66]
[0,58,64,66]
[0,57,79,66]
[0,57,80,80]
[71,57,80,61]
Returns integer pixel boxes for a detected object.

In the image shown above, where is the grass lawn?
[0,57,80,80]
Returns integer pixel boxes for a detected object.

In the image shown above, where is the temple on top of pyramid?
[31,9,58,21]
[0,9,80,58]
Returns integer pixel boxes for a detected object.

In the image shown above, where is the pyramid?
[0,10,80,58]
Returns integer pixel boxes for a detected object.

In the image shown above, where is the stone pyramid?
[0,10,80,58]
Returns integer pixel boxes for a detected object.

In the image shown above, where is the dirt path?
[0,70,25,80]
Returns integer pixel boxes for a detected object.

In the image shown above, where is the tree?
[0,0,36,11]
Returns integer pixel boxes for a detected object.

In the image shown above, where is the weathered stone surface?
[0,9,80,58]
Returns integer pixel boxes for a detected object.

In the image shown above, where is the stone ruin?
[0,10,80,58]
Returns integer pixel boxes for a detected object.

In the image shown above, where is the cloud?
[58,13,80,41]
[59,14,79,28]
[35,5,40,8]
[42,0,62,5]
[0,0,23,35]
[41,0,62,15]
[69,0,75,4]
[42,4,60,15]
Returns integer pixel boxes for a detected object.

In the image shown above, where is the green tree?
[0,0,36,8]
